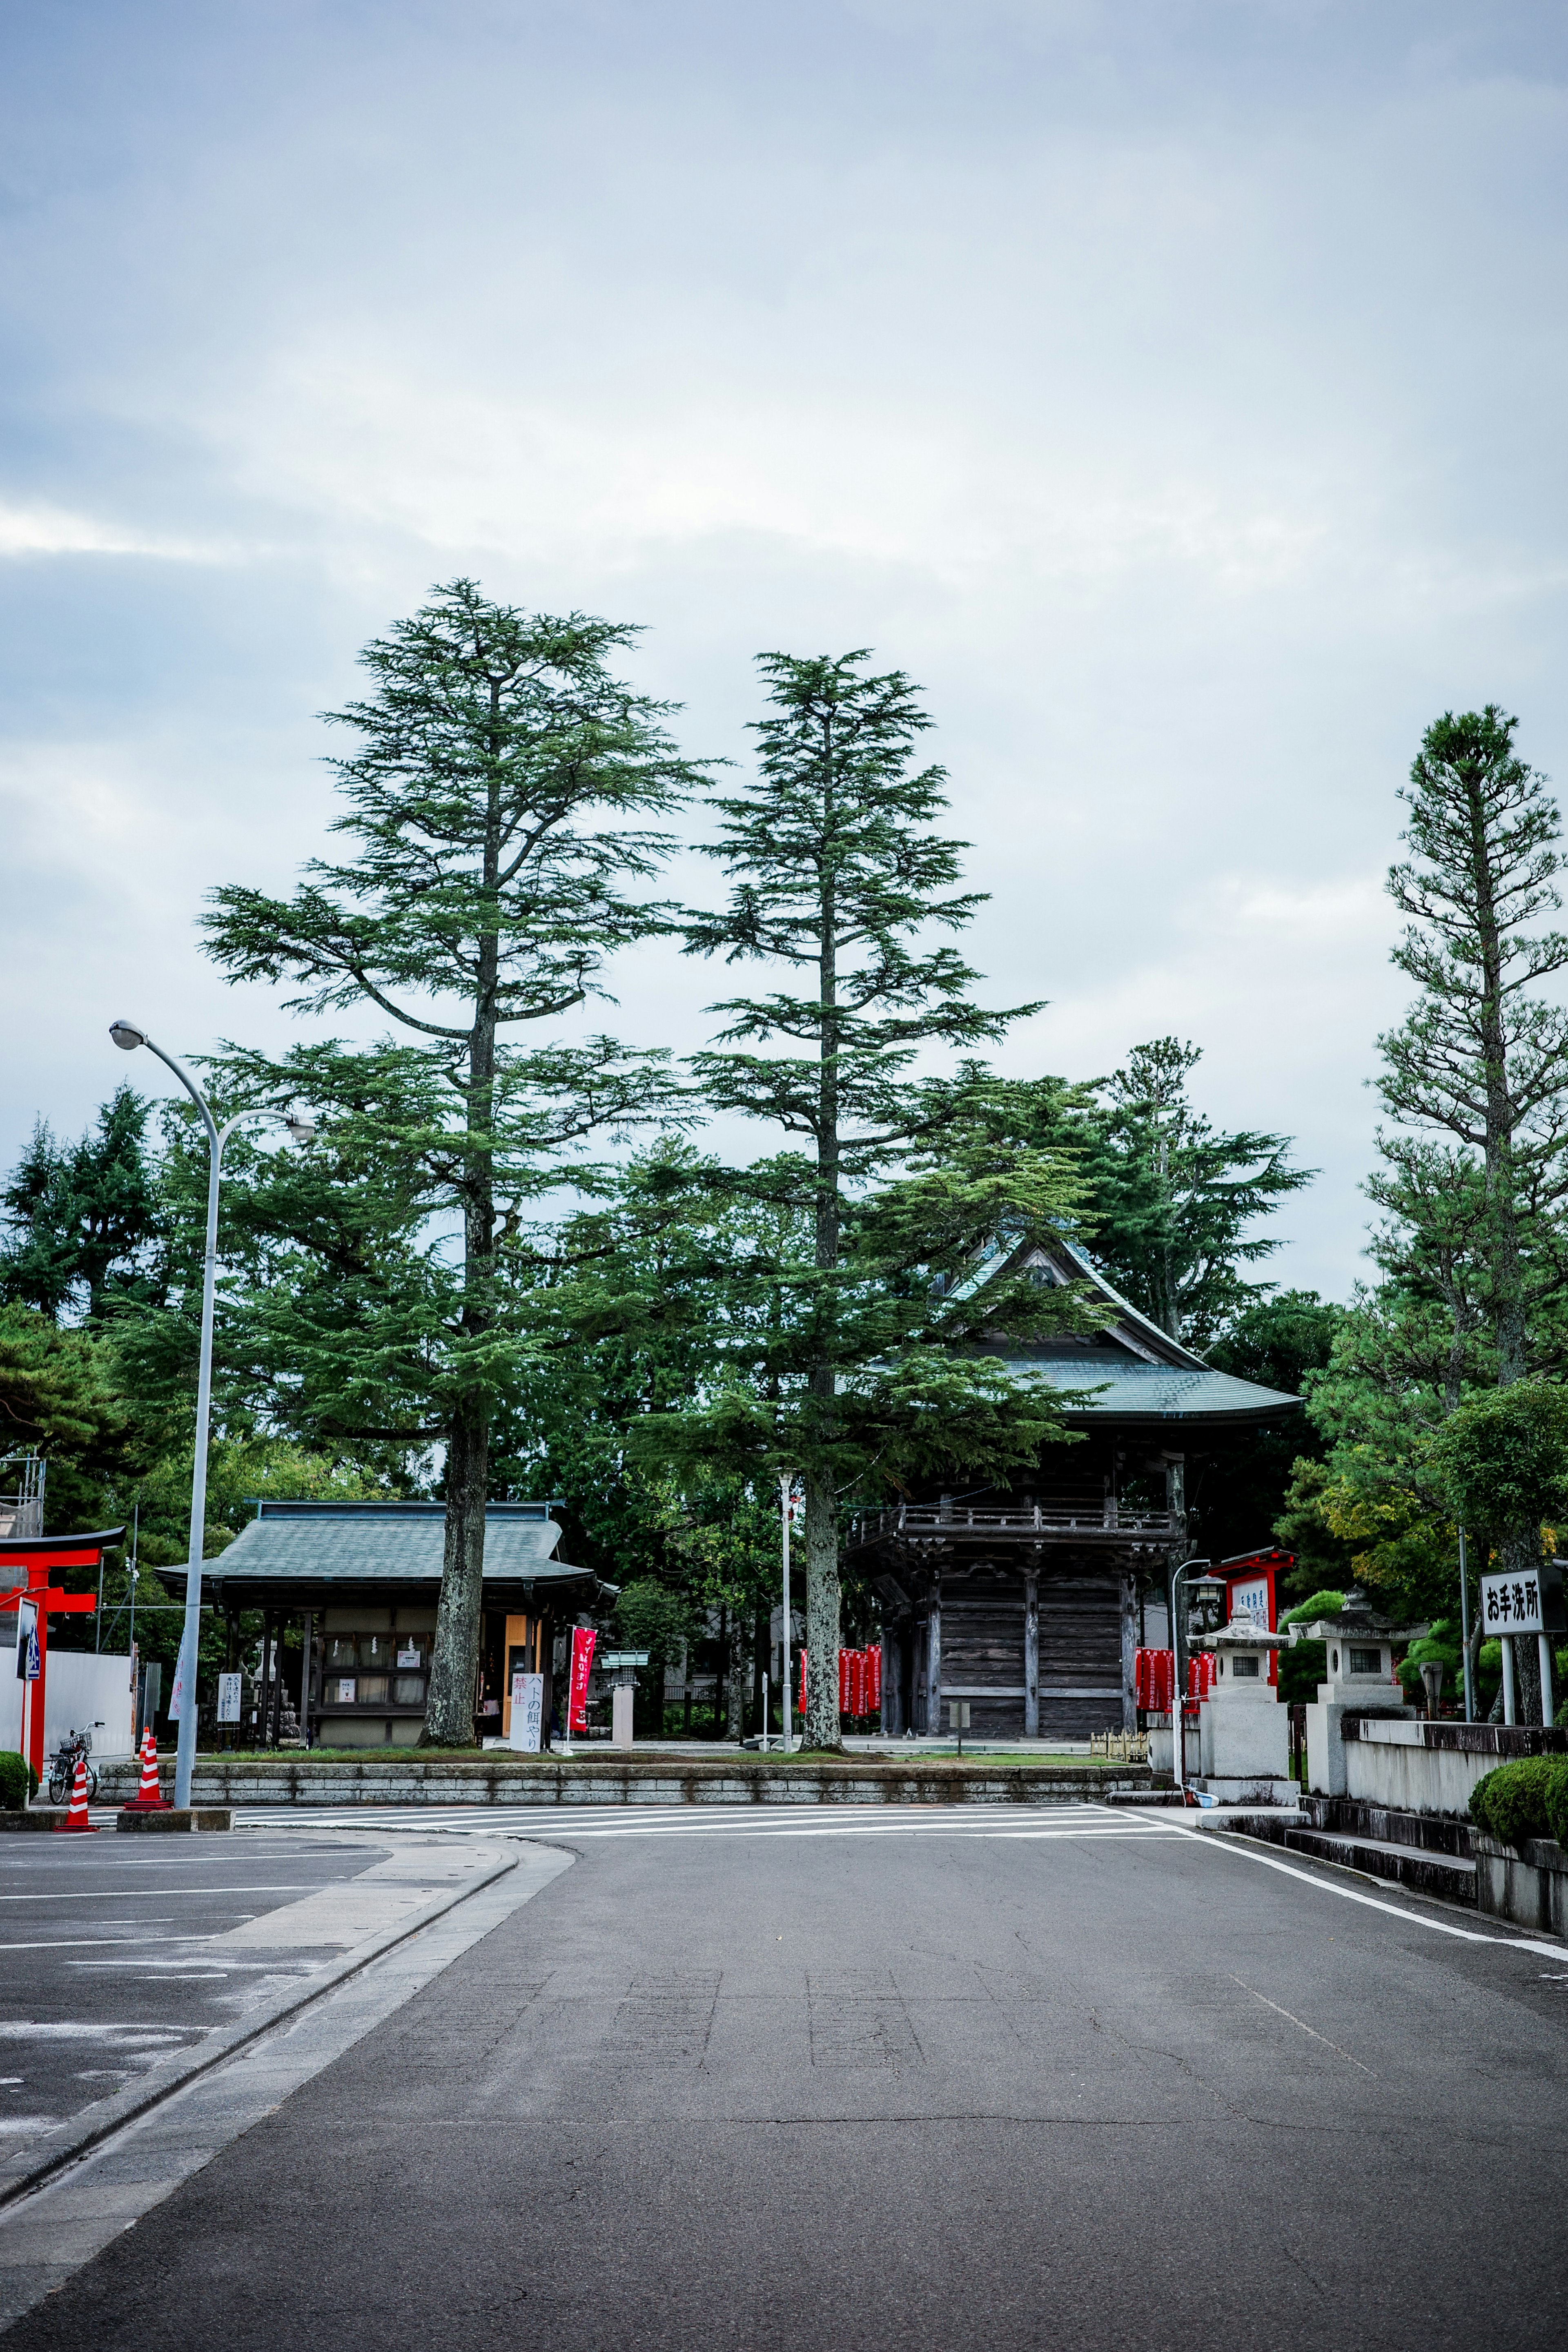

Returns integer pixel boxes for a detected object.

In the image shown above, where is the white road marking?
[1170,1821,1566,1959]
[0,1936,216,1953]
[0,1886,316,1902]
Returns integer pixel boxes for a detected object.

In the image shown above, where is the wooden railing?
[850,1499,1178,1544]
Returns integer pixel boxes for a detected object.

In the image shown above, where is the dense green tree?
[1199,1289,1342,1569]
[675,649,1098,1748]
[201,581,704,1744]
[0,1087,163,1324]
[1092,1038,1312,1349]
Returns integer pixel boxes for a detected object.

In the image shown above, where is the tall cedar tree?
[202,583,703,1744]
[680,651,1093,1749]
[1377,706,1568,1720]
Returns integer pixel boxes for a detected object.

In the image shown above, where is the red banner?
[868,1645,882,1712]
[568,1625,597,1734]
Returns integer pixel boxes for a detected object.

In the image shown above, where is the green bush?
[1469,1756,1568,1846]
[0,1752,38,1808]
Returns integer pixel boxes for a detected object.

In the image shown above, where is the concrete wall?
[1345,1719,1565,1818]
[1474,1832,1568,1937]
[0,1650,136,1765]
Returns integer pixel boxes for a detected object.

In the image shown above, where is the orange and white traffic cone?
[55,1753,97,1834]
[122,1723,171,1811]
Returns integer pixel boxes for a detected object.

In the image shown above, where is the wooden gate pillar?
[1024,1573,1040,1737]
[1120,1570,1138,1732]
[927,1575,941,1736]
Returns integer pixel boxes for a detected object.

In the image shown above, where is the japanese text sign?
[1480,1566,1566,1637]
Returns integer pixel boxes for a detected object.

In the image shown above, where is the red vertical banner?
[838,1650,851,1717]
[798,1648,808,1715]
[868,1645,882,1714]
[568,1625,597,1733]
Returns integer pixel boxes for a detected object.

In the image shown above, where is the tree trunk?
[424,1390,489,1744]
[802,1470,842,1749]
[726,1631,747,1743]
[426,763,500,1748]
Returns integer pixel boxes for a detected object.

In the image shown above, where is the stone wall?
[92,1754,1153,1808]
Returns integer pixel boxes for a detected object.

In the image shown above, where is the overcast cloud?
[4,0,1567,1302]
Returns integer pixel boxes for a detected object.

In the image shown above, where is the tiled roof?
[207,1502,586,1585]
[1001,1350,1303,1424]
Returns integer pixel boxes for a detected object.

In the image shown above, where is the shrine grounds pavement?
[2,1800,1566,2351]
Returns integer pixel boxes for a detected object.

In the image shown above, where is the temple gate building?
[848,1236,1303,1741]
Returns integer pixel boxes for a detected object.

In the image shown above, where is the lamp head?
[109,1019,147,1052]
[285,1109,316,1146]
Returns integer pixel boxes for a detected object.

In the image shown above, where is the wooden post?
[300,1610,313,1749]
[927,1574,941,1737]
[1024,1573,1039,1737]
[880,1626,900,1736]
[1120,1571,1138,1732]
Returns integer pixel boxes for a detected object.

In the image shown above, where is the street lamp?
[1166,1555,1214,1803]
[110,1019,314,1809]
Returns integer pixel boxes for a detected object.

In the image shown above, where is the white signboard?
[1481,1569,1549,1636]
[510,1670,544,1752]
[1228,1575,1270,1627]
[14,1600,38,1682]
[216,1671,242,1724]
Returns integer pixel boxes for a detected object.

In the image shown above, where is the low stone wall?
[92,1754,1153,1808]
[1473,1830,1568,1938]
[1345,1719,1567,1818]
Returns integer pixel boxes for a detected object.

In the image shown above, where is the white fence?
[0,1649,138,1766]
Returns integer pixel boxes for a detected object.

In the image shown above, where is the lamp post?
[109,1020,314,1810]
[1166,1555,1212,1801]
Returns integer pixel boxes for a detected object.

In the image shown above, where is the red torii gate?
[1,1529,123,1786]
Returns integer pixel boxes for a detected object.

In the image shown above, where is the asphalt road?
[0,1831,402,2139]
[6,1806,1567,2351]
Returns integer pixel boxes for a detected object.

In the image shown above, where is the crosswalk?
[234,1799,1187,1843]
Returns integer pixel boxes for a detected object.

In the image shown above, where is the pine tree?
[0,1087,163,1324]
[677,650,1095,1749]
[202,582,704,1744]
[1376,707,1568,1719]
[1095,1038,1311,1349]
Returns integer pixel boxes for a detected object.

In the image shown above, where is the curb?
[0,1840,519,2212]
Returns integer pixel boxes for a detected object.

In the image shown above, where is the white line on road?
[1170,1822,1566,1960]
[0,1887,317,1902]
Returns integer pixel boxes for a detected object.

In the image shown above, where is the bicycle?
[47,1723,104,1806]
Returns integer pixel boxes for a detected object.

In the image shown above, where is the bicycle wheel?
[47,1771,68,1806]
[85,1766,98,1801]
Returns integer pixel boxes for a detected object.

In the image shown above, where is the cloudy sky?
[4,0,1567,1302]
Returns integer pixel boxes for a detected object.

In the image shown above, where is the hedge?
[1468,1755,1568,1847]
[0,1752,38,1809]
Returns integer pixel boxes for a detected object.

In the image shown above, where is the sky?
[4,0,1568,1303]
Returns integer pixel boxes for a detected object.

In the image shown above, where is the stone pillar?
[1120,1572,1138,1732]
[1024,1574,1039,1737]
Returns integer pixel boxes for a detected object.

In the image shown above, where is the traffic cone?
[55,1753,97,1834]
[122,1724,171,1811]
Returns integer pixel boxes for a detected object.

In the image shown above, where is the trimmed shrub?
[1469,1756,1568,1846]
[1546,1761,1568,1849]
[0,1752,38,1809]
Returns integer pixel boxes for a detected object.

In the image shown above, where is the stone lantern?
[1297,1585,1424,1797]
[1192,1609,1295,1805]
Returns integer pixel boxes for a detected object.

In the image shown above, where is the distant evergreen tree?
[0,1086,163,1324]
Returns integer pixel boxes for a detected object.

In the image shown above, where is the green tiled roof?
[207,1501,590,1588]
